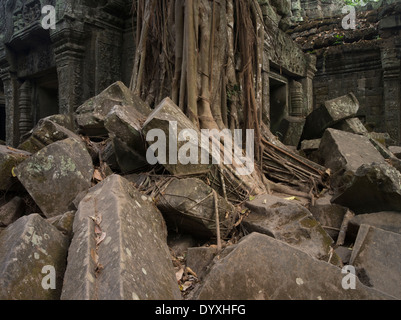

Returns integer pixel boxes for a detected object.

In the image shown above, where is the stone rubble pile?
[0,82,400,300]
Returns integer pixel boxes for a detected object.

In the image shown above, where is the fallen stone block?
[45,114,76,131]
[104,104,149,173]
[299,138,321,163]
[276,116,305,147]
[332,162,401,214]
[0,196,25,227]
[110,137,149,174]
[331,117,368,135]
[47,211,76,239]
[18,118,82,154]
[142,97,209,176]
[142,98,266,196]
[75,81,151,136]
[349,224,401,299]
[15,138,94,218]
[0,145,31,191]
[61,174,181,300]
[319,128,385,175]
[300,138,321,152]
[99,138,119,171]
[348,211,401,238]
[244,194,340,265]
[194,232,393,300]
[156,177,238,239]
[301,92,360,140]
[309,194,348,240]
[0,214,69,300]
[319,128,385,187]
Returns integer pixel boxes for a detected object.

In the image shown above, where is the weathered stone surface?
[186,247,217,280]
[142,97,209,175]
[18,119,82,154]
[309,194,348,240]
[302,93,360,140]
[15,138,94,218]
[156,178,238,239]
[335,246,352,265]
[110,137,148,174]
[0,145,31,191]
[319,128,385,186]
[0,196,25,227]
[389,145,401,159]
[349,225,401,299]
[277,116,305,146]
[61,174,181,300]
[244,194,340,265]
[0,214,69,300]
[99,139,119,171]
[348,211,401,238]
[195,232,393,300]
[75,81,151,136]
[332,162,401,214]
[332,117,368,135]
[300,138,321,152]
[142,98,265,195]
[43,114,76,132]
[104,104,148,173]
[47,211,76,239]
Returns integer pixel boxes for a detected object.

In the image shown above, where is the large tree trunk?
[129,0,326,197]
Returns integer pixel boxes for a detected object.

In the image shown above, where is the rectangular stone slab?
[301,93,360,140]
[349,224,401,299]
[156,177,237,239]
[0,214,69,300]
[15,138,94,218]
[104,103,149,173]
[195,232,395,300]
[18,118,81,154]
[75,81,151,136]
[61,174,181,300]
[244,194,340,265]
[319,128,385,175]
[332,162,401,214]
[141,97,210,176]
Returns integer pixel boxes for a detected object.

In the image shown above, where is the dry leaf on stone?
[175,267,184,282]
[94,224,102,235]
[90,248,99,264]
[96,232,106,246]
[93,169,103,181]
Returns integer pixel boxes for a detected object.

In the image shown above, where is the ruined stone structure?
[259,0,317,143]
[289,1,401,144]
[0,0,317,148]
[0,0,133,146]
